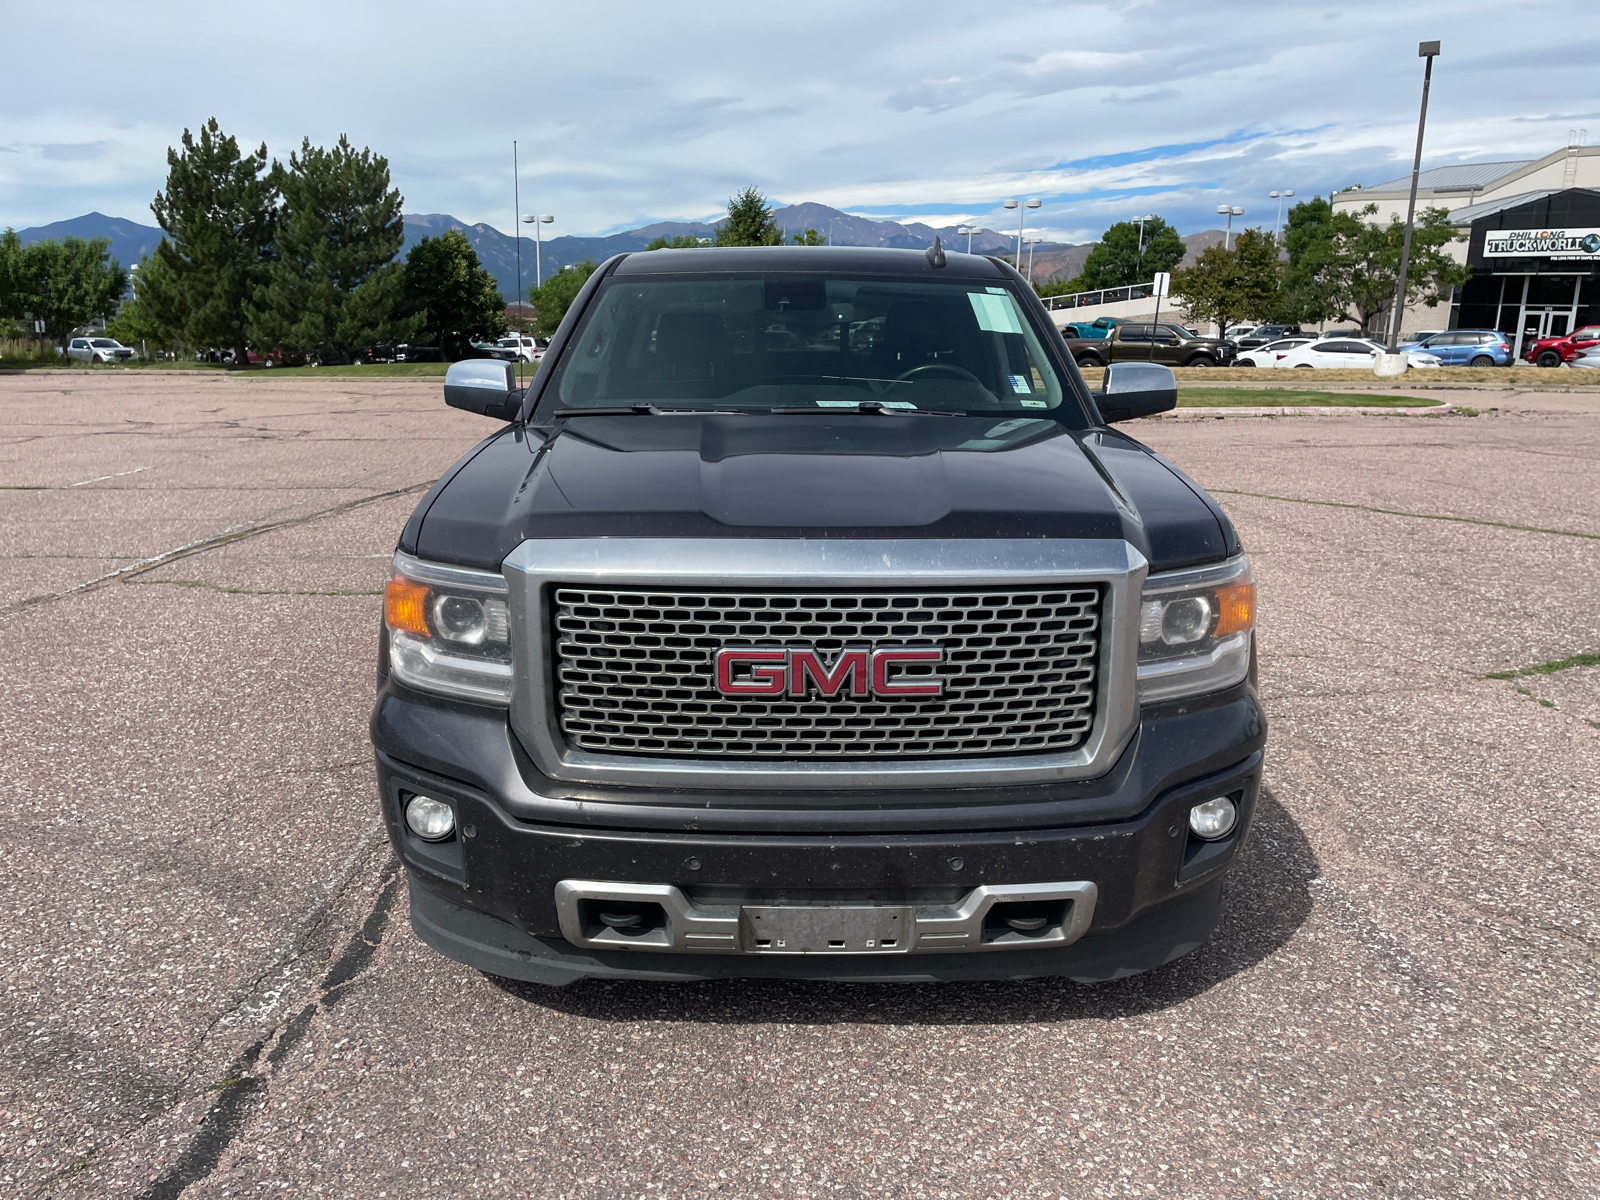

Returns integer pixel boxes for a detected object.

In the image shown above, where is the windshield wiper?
[552,405,744,417]
[769,402,966,417]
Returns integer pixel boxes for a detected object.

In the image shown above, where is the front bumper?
[372,676,1264,985]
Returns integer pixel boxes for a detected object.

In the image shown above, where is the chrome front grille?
[551,585,1102,759]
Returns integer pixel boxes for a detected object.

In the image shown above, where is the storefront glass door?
[1497,275,1583,359]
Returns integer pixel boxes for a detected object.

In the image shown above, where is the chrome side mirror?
[443,359,521,421]
[1098,361,1178,423]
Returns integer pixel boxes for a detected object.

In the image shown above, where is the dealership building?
[1333,142,1600,355]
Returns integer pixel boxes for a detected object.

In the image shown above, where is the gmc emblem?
[714,646,945,698]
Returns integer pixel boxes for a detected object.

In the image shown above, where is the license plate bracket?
[739,905,913,954]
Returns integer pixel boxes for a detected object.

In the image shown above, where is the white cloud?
[0,0,1586,241]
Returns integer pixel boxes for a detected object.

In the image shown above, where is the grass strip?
[1175,388,1428,408]
[1485,652,1600,680]
[1209,488,1600,542]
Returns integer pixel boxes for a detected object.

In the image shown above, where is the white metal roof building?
[1331,141,1600,340]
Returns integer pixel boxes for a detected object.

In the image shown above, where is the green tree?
[644,234,706,250]
[1169,229,1283,334]
[402,230,506,359]
[249,136,417,362]
[1319,203,1468,335]
[147,118,278,363]
[1077,216,1184,289]
[2,234,127,346]
[789,228,826,245]
[714,187,783,247]
[106,255,180,350]
[529,260,597,337]
[0,229,24,324]
[1274,196,1343,323]
[1035,274,1083,298]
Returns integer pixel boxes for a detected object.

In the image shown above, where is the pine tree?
[147,118,277,362]
[249,136,416,362]
[402,230,506,359]
[714,188,783,247]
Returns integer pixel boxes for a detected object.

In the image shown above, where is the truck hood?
[410,413,1235,574]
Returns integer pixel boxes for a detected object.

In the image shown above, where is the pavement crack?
[129,577,384,597]
[0,480,432,623]
[127,856,405,1200]
[1208,487,1600,541]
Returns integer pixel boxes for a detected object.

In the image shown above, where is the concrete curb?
[1164,402,1454,418]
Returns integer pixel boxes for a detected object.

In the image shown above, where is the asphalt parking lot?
[3,373,1598,1199]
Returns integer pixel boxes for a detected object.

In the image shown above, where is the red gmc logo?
[714,646,946,698]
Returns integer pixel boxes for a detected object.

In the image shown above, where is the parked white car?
[1571,346,1600,369]
[1275,337,1441,369]
[67,337,137,364]
[490,335,544,363]
[1235,337,1314,367]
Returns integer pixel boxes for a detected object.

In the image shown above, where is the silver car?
[67,337,137,364]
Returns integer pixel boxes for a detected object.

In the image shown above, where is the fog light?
[405,794,455,841]
[1188,796,1237,841]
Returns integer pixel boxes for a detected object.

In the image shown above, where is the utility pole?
[1387,41,1440,353]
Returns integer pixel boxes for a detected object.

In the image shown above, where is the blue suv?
[1399,329,1512,366]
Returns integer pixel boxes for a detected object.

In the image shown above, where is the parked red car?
[1523,324,1600,367]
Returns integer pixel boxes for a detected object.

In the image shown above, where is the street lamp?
[957,225,977,254]
[523,215,554,288]
[1216,205,1245,250]
[1002,198,1041,266]
[1133,214,1156,277]
[1387,41,1440,354]
[1024,236,1043,283]
[1269,190,1295,245]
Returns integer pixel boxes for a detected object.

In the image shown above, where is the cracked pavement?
[2,373,1597,1198]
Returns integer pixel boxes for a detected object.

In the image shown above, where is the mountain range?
[10,205,1227,301]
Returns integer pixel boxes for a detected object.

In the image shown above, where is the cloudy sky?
[2,0,1593,243]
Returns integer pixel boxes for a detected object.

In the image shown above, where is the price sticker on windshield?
[968,292,1024,335]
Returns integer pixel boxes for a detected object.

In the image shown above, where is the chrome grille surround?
[503,538,1148,790]
[552,585,1101,758]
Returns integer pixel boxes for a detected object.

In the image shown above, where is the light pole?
[1216,205,1245,250]
[1133,214,1155,278]
[523,214,554,288]
[1387,41,1440,353]
[1270,190,1294,244]
[1002,198,1041,266]
[957,225,977,254]
[1024,236,1043,283]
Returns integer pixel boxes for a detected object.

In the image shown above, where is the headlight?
[385,552,513,705]
[1136,555,1254,703]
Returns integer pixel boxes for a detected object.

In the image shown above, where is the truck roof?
[612,245,1010,280]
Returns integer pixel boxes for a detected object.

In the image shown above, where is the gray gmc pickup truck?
[371,244,1264,985]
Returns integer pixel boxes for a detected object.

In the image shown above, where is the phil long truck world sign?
[1483,227,1600,259]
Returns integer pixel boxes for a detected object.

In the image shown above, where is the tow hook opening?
[578,899,667,940]
[982,899,1072,944]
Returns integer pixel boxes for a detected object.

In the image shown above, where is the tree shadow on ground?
[487,787,1318,1027]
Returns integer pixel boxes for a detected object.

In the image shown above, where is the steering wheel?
[886,362,987,388]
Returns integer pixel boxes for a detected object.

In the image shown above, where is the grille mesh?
[551,585,1101,759]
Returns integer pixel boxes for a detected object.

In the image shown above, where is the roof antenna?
[925,235,946,269]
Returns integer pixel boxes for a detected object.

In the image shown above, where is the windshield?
[542,273,1084,421]
[91,338,119,347]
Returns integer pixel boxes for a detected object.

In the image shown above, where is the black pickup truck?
[1065,321,1235,370]
[372,245,1264,985]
